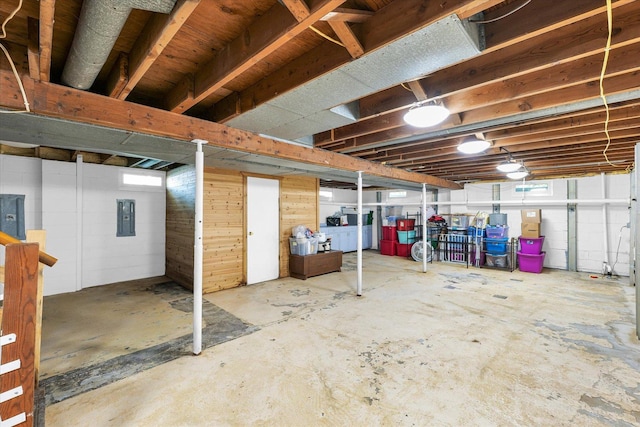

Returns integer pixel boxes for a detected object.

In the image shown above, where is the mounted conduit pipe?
[62,0,177,90]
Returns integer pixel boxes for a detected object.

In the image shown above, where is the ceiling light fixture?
[496,147,522,172]
[403,101,450,128]
[506,168,529,180]
[457,136,491,154]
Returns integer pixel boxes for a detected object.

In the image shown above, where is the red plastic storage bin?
[380,239,396,256]
[395,242,413,257]
[517,251,545,273]
[396,219,415,231]
[519,236,545,254]
[382,225,397,241]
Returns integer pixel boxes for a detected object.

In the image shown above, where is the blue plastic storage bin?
[485,237,508,254]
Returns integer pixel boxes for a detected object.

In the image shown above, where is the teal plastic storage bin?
[397,230,416,244]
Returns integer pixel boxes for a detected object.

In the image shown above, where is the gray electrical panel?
[0,194,26,240]
[117,199,135,237]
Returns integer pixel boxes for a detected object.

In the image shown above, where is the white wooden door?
[247,177,280,284]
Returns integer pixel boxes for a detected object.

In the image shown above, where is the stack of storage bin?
[380,225,397,256]
[518,209,544,273]
[517,236,545,273]
[484,213,509,268]
[395,218,416,257]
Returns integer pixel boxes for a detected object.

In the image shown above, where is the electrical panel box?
[117,199,135,237]
[0,194,26,240]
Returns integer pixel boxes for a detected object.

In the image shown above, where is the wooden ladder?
[0,232,57,427]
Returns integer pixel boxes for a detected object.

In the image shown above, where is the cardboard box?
[521,209,542,223]
[521,223,541,238]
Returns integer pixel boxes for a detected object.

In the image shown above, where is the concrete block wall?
[42,161,79,295]
[0,155,43,266]
[0,154,166,295]
[81,163,166,289]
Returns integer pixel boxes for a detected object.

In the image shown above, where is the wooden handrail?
[0,231,58,267]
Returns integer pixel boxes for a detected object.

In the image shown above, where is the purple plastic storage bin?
[519,236,545,254]
[486,225,509,239]
[517,251,545,273]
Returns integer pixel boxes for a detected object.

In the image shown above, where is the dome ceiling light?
[403,101,450,128]
[506,168,529,180]
[496,147,523,172]
[457,135,491,154]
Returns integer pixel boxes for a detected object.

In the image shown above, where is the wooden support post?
[0,243,39,427]
[26,230,46,386]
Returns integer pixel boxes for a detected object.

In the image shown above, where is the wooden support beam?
[321,8,374,22]
[105,52,129,98]
[38,0,55,82]
[117,0,201,100]
[328,21,364,58]
[406,80,428,102]
[0,70,461,189]
[26,17,40,80]
[280,0,311,21]
[483,0,635,50]
[0,243,39,426]
[167,0,345,113]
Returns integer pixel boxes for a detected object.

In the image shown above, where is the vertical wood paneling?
[165,166,195,288]
[202,168,244,292]
[279,176,319,277]
[166,167,318,292]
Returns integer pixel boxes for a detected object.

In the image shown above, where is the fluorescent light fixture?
[457,136,491,154]
[506,169,529,180]
[403,102,450,127]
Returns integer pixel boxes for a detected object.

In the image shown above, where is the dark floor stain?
[493,295,508,299]
[41,287,259,406]
[289,289,311,297]
[282,310,292,316]
[535,320,640,372]
[333,291,349,300]
[271,302,306,308]
[510,278,524,282]
[146,281,191,299]
[579,394,639,426]
[444,285,457,290]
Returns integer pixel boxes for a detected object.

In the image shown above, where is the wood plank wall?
[165,166,195,287]
[166,166,319,293]
[279,176,320,277]
[202,168,244,292]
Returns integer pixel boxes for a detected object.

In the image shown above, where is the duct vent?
[62,0,177,90]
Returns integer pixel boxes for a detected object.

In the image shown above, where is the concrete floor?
[41,251,640,426]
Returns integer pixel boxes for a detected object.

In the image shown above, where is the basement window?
[514,182,552,196]
[389,191,407,198]
[119,171,165,192]
[123,173,162,187]
[319,190,333,200]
